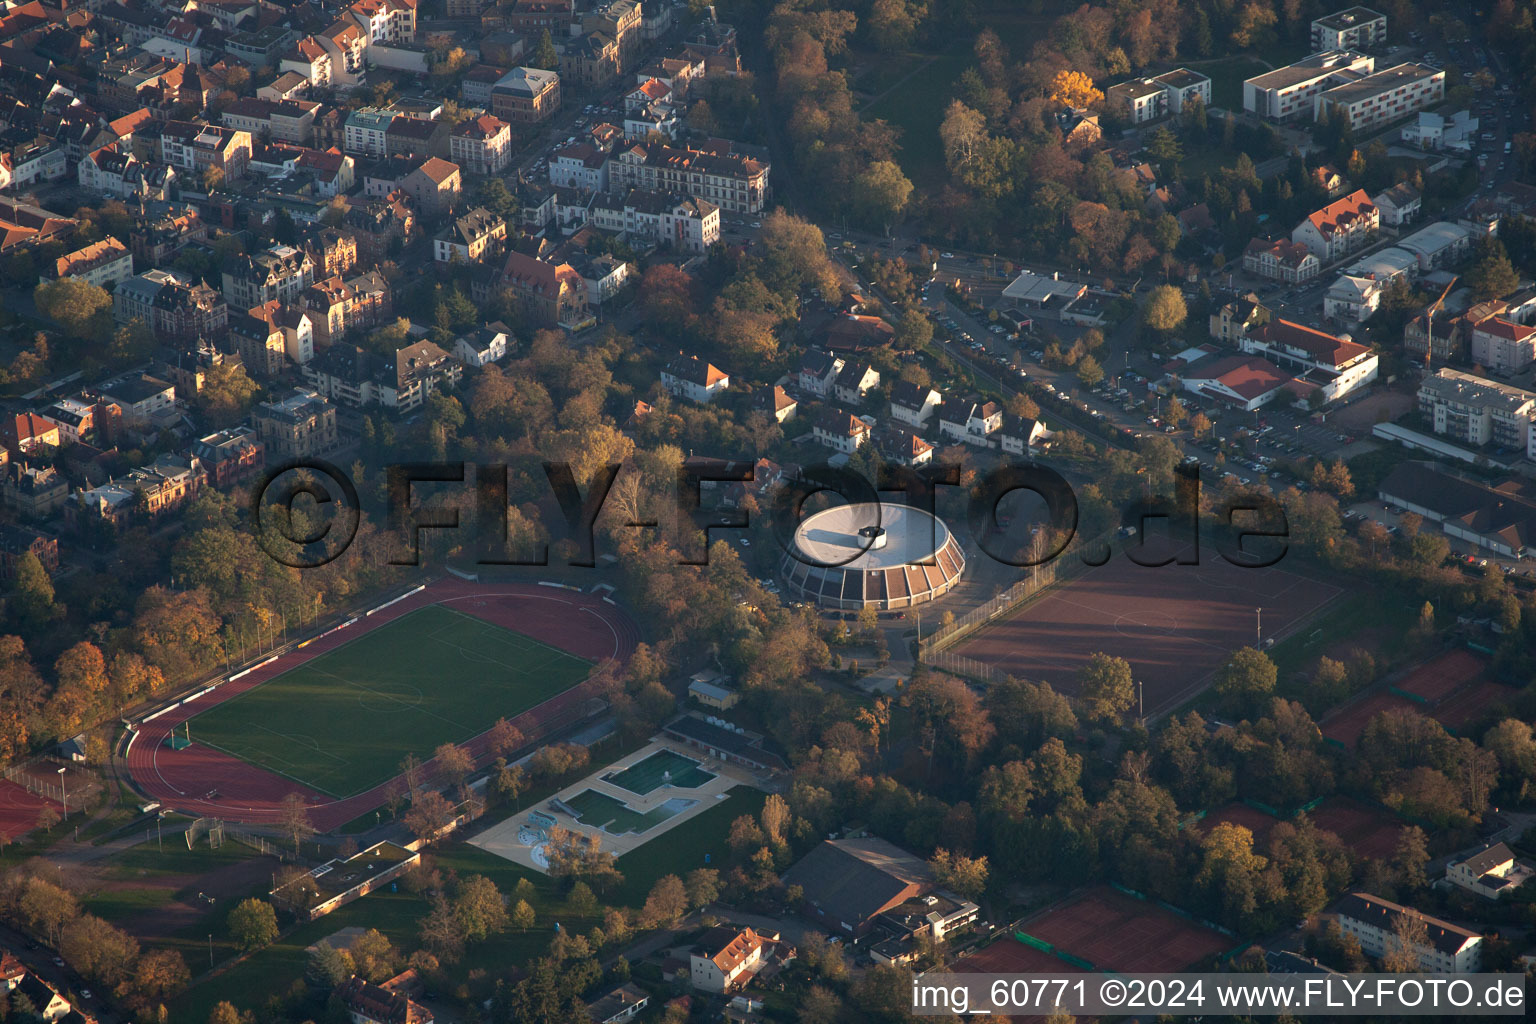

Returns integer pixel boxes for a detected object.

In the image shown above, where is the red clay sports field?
[124,579,638,831]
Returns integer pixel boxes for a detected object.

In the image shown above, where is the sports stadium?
[779,501,965,610]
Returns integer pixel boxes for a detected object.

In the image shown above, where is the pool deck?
[470,738,767,872]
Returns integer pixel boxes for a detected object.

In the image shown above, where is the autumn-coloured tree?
[1048,69,1104,110]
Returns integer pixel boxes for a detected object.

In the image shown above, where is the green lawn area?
[104,836,253,882]
[1267,583,1419,685]
[1192,55,1272,110]
[862,49,972,188]
[187,605,592,797]
[84,887,177,926]
[610,788,767,907]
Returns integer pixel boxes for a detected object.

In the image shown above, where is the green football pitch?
[187,605,593,798]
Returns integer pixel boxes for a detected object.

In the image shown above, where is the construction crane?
[1423,275,1457,374]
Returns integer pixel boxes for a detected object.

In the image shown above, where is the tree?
[10,551,59,631]
[511,898,536,932]
[349,928,396,982]
[639,874,688,928]
[1048,70,1104,110]
[896,310,933,351]
[939,100,988,172]
[227,898,279,952]
[404,790,454,842]
[568,880,598,916]
[487,717,524,759]
[530,29,558,70]
[851,161,913,233]
[208,1002,246,1024]
[434,742,475,797]
[1164,395,1188,427]
[452,875,508,942]
[60,915,139,990]
[1075,354,1104,388]
[1077,652,1135,721]
[20,876,77,945]
[1382,910,1429,972]
[199,362,260,426]
[866,0,922,50]
[34,278,111,340]
[1393,825,1430,892]
[684,868,721,909]
[277,792,314,855]
[1467,237,1519,300]
[1144,285,1188,334]
[1216,647,1277,713]
[930,848,989,899]
[135,948,190,1002]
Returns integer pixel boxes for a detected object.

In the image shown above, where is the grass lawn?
[610,788,768,907]
[187,605,592,797]
[1268,583,1419,684]
[104,837,253,882]
[1193,55,1272,110]
[862,49,972,188]
[84,887,177,926]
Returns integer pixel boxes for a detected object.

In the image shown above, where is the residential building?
[1470,316,1536,375]
[253,387,338,459]
[781,837,935,939]
[345,108,399,159]
[588,188,719,254]
[1401,110,1478,151]
[155,120,252,180]
[585,983,649,1024]
[755,385,797,424]
[2,463,68,518]
[385,116,448,160]
[550,143,611,192]
[1311,7,1386,51]
[1334,893,1482,972]
[1373,182,1422,226]
[1243,50,1375,122]
[401,157,462,217]
[449,115,512,176]
[221,98,321,145]
[193,426,265,488]
[223,244,317,309]
[584,0,644,73]
[1242,237,1321,284]
[1105,78,1167,124]
[45,237,132,290]
[453,323,512,367]
[833,361,880,405]
[93,374,176,427]
[1209,293,1271,344]
[874,426,934,467]
[689,926,779,994]
[609,140,769,215]
[2,413,61,455]
[318,19,369,83]
[889,380,942,428]
[1315,63,1445,133]
[1324,274,1386,323]
[1152,68,1211,113]
[662,354,729,403]
[491,67,562,125]
[998,415,1047,455]
[1445,843,1535,900]
[811,408,871,454]
[149,275,227,343]
[301,340,462,411]
[797,349,843,398]
[1404,310,1464,364]
[494,251,586,327]
[868,890,981,966]
[336,974,433,1024]
[281,36,334,88]
[1292,189,1379,262]
[936,399,1003,447]
[562,31,622,86]
[77,144,175,200]
[433,207,506,264]
[0,524,58,580]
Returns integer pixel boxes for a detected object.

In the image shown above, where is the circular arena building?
[780,502,966,611]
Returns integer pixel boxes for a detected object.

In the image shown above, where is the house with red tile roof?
[1292,189,1379,262]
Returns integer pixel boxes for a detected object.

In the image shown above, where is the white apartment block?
[550,144,610,192]
[609,142,769,215]
[1292,189,1379,262]
[1417,369,1536,457]
[1244,50,1375,122]
[1106,78,1167,124]
[1311,7,1387,51]
[1335,893,1482,973]
[1152,68,1211,113]
[589,189,720,254]
[1470,316,1536,376]
[1316,63,1445,133]
[1243,237,1320,284]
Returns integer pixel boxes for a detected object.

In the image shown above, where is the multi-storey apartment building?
[45,237,133,290]
[449,115,512,175]
[1311,7,1386,51]
[609,141,769,214]
[1243,50,1374,122]
[155,120,252,180]
[252,387,338,459]
[1242,237,1320,284]
[491,67,562,125]
[222,245,317,309]
[1470,315,1536,375]
[1417,369,1536,456]
[1315,63,1445,132]
[1292,189,1379,262]
[588,189,719,254]
[1334,893,1482,973]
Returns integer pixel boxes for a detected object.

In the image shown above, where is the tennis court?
[605,750,716,795]
[1021,885,1231,972]
[186,604,592,797]
[562,790,697,836]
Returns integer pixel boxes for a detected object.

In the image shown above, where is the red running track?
[124,579,640,830]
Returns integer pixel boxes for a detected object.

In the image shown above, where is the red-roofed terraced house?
[1292,189,1379,262]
